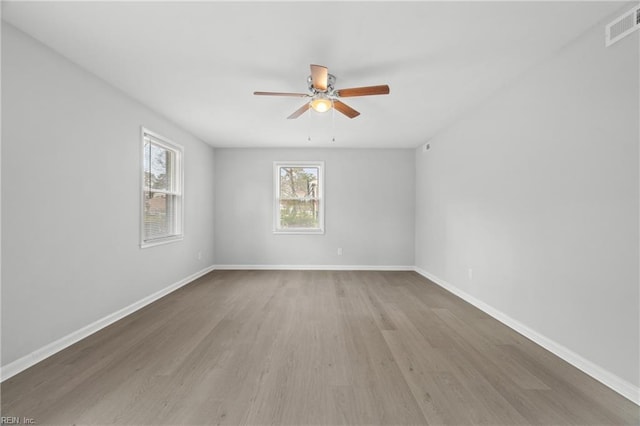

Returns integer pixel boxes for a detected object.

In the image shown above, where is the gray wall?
[1,24,216,366]
[414,10,639,387]
[214,148,415,267]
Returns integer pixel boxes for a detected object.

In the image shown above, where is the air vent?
[605,4,640,46]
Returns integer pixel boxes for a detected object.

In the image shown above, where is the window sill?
[273,229,325,235]
[140,235,184,248]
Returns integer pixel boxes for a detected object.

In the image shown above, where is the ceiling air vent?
[605,4,640,46]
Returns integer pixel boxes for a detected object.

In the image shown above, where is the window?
[274,161,324,234]
[141,128,183,247]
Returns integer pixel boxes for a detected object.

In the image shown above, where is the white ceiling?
[2,1,624,148]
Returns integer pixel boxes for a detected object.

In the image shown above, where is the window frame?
[273,161,325,235]
[140,127,184,248]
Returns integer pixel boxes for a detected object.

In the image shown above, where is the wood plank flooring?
[2,270,638,425]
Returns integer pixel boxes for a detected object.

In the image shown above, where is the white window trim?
[140,127,184,248]
[273,161,325,235]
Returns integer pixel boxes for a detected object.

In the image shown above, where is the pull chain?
[331,101,336,143]
[307,103,312,143]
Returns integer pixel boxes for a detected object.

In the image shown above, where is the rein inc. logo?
[0,417,35,425]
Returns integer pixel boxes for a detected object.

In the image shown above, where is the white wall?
[415,8,639,392]
[1,24,216,367]
[215,148,415,267]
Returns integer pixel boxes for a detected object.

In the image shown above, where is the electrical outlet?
[468,268,473,280]
[337,248,343,256]
[197,251,203,260]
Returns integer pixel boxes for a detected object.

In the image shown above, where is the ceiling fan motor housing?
[308,74,336,95]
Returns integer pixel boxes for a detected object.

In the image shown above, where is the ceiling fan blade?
[310,64,328,91]
[254,91,309,97]
[336,85,390,97]
[333,100,360,119]
[287,103,310,119]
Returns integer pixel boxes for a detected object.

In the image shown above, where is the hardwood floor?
[2,270,638,425]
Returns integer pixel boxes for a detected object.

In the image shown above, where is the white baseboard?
[413,267,640,406]
[214,264,414,271]
[0,264,216,382]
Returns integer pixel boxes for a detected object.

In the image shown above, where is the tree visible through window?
[141,129,183,246]
[274,162,324,233]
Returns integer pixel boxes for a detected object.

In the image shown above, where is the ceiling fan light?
[310,98,332,113]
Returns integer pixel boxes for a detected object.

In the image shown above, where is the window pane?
[143,140,153,189]
[274,161,323,234]
[279,199,320,228]
[144,141,173,192]
[144,192,176,240]
[279,167,319,199]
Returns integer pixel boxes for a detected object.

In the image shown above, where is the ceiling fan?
[254,64,390,119]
